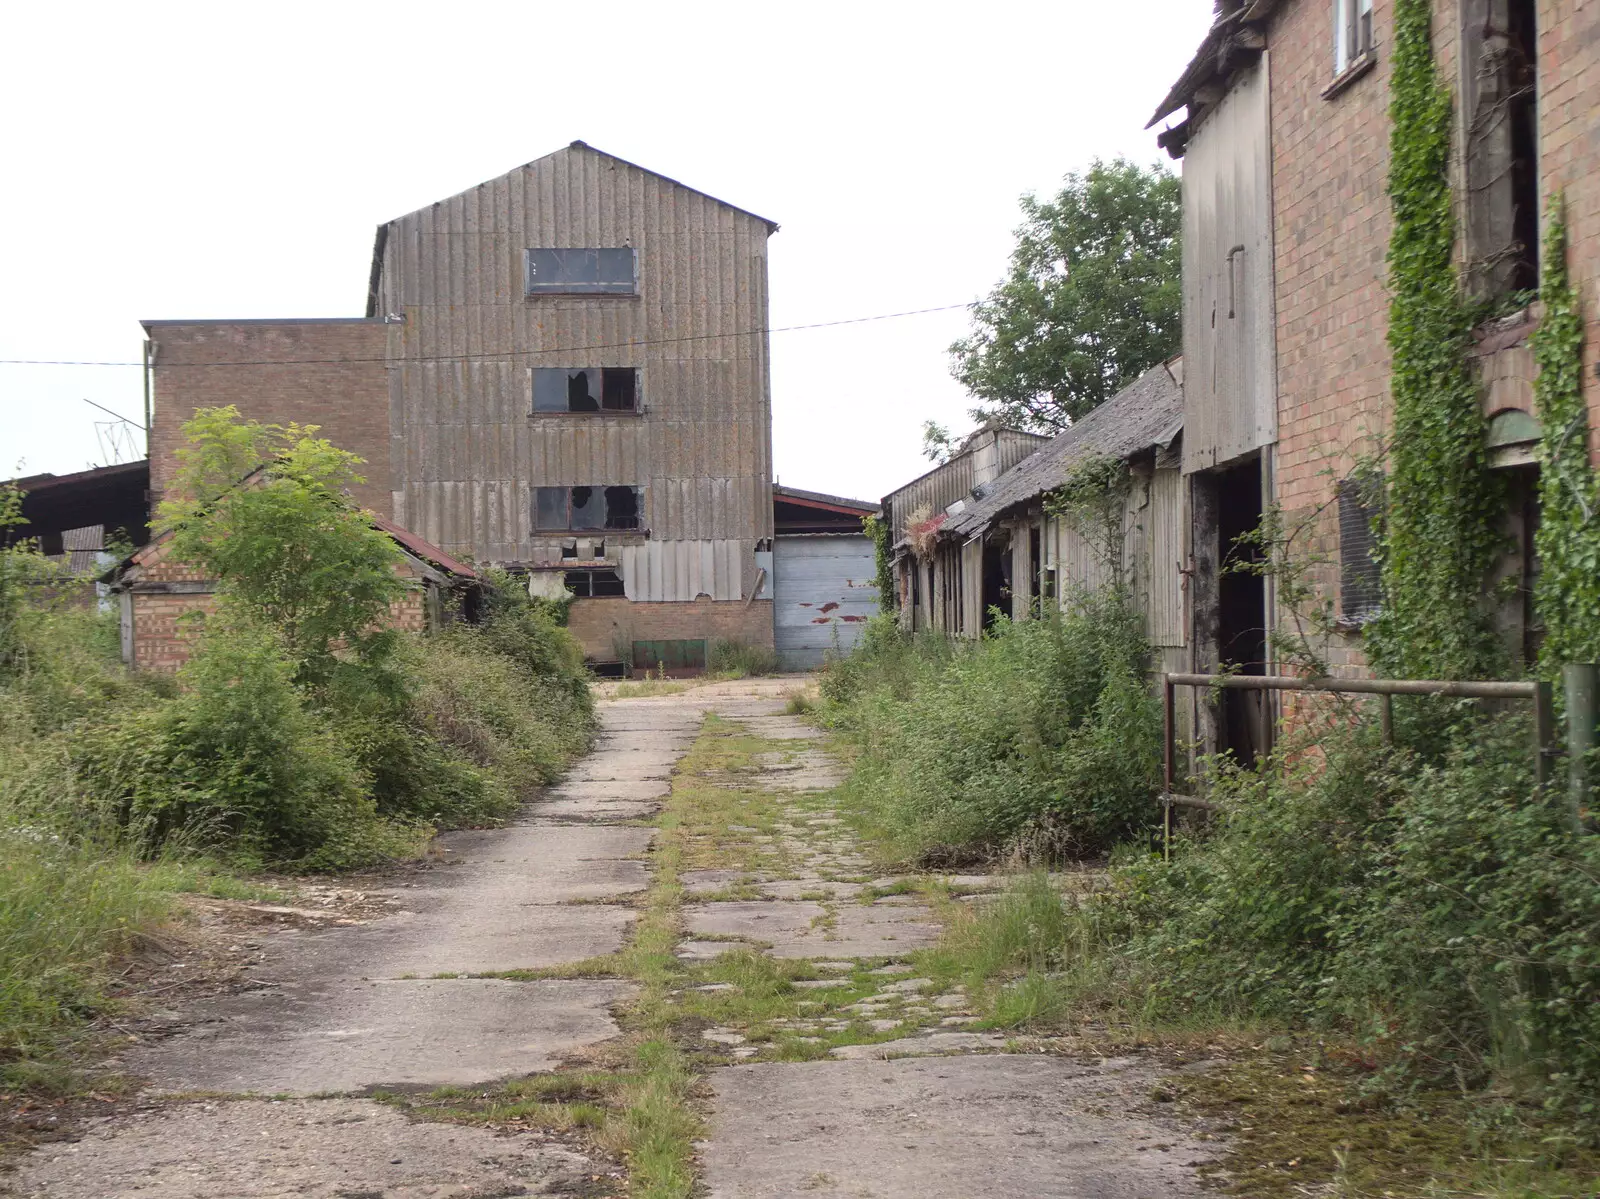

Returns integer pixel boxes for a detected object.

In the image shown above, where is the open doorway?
[981,538,1010,631]
[1193,455,1270,768]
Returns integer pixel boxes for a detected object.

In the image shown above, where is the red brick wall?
[565,597,775,663]
[1538,0,1600,457]
[147,321,391,516]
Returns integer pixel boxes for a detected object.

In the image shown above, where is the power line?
[0,302,977,370]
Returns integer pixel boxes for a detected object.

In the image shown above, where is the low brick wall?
[565,597,774,663]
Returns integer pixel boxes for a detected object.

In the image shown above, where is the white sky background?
[0,0,1210,504]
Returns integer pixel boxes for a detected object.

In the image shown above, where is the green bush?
[822,588,1161,862]
[707,638,780,678]
[1054,717,1600,1121]
[74,618,425,870]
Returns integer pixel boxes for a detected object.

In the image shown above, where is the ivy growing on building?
[1365,0,1504,682]
[862,511,896,611]
[1532,203,1599,674]
[1044,454,1131,581]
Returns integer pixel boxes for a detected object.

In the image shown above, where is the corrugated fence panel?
[773,535,879,669]
[1147,467,1187,647]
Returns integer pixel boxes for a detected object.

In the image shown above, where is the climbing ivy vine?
[1044,454,1131,582]
[1532,203,1599,674]
[1365,0,1504,682]
[862,511,896,611]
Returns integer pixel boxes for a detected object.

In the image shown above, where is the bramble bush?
[821,587,1162,863]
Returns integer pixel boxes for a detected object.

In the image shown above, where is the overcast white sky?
[0,0,1209,504]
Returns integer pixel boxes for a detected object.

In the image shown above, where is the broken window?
[524,248,637,296]
[1462,0,1539,297]
[533,486,645,532]
[564,569,626,598]
[532,368,639,413]
[1337,475,1383,624]
[1334,0,1374,74]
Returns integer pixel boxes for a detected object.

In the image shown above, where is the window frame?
[1336,475,1383,627]
[532,485,646,534]
[523,248,638,297]
[531,367,641,415]
[1333,0,1375,77]
[563,568,627,598]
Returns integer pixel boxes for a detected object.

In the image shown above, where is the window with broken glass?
[534,486,643,532]
[532,368,639,413]
[563,569,626,597]
[524,248,637,296]
[1337,475,1383,625]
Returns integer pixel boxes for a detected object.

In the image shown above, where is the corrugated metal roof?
[371,515,480,579]
[941,362,1184,541]
[773,484,878,514]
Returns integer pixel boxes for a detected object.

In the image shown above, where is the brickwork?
[1538,0,1600,458]
[146,321,391,516]
[565,597,775,663]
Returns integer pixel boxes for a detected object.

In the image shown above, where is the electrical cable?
[0,301,976,370]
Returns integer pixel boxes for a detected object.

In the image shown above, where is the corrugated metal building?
[145,142,785,667]
[895,364,1188,677]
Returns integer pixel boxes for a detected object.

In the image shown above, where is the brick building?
[1151,0,1599,760]
[142,142,794,668]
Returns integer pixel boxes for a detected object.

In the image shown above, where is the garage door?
[772,534,879,671]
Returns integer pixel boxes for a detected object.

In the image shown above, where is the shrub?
[707,638,780,678]
[75,618,424,870]
[822,588,1161,862]
[1063,716,1600,1121]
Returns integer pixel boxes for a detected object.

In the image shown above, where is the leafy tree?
[920,420,955,464]
[951,159,1181,432]
[158,407,405,681]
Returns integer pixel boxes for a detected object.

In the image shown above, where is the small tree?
[951,159,1181,432]
[158,407,405,681]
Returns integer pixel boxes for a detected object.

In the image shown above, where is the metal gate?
[772,534,879,671]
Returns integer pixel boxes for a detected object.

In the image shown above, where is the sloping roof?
[1148,0,1275,157]
[941,362,1184,542]
[773,484,878,515]
[371,515,479,580]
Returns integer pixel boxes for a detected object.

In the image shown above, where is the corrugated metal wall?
[772,534,879,669]
[1181,55,1277,474]
[883,430,1045,544]
[1145,467,1187,647]
[376,144,773,599]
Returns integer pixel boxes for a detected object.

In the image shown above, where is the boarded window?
[532,368,638,413]
[1338,475,1382,623]
[534,486,645,532]
[524,248,637,296]
[564,569,626,597]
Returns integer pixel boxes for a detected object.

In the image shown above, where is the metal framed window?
[533,486,644,532]
[524,248,637,296]
[1337,474,1383,624]
[564,569,626,597]
[531,367,639,413]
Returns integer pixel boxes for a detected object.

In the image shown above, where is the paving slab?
[683,900,827,947]
[704,1055,1214,1197]
[10,1097,603,1198]
[126,978,634,1094]
[767,902,942,959]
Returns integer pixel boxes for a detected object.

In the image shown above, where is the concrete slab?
[683,900,827,946]
[704,1056,1215,1197]
[9,1097,604,1198]
[767,902,943,960]
[126,978,634,1095]
[827,1031,1008,1059]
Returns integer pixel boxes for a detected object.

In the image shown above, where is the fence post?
[1562,664,1596,828]
[1162,676,1175,860]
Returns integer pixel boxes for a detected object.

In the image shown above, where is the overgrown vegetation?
[1532,203,1600,676]
[705,638,779,678]
[820,592,1161,864]
[861,511,895,612]
[0,409,594,1083]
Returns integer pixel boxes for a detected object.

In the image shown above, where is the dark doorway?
[1193,457,1270,768]
[981,539,1010,630]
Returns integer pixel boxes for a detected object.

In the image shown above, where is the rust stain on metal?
[819,601,840,614]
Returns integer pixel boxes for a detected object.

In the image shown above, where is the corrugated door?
[773,535,880,670]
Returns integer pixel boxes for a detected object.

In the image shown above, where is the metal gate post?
[1162,676,1176,860]
[1562,664,1596,829]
